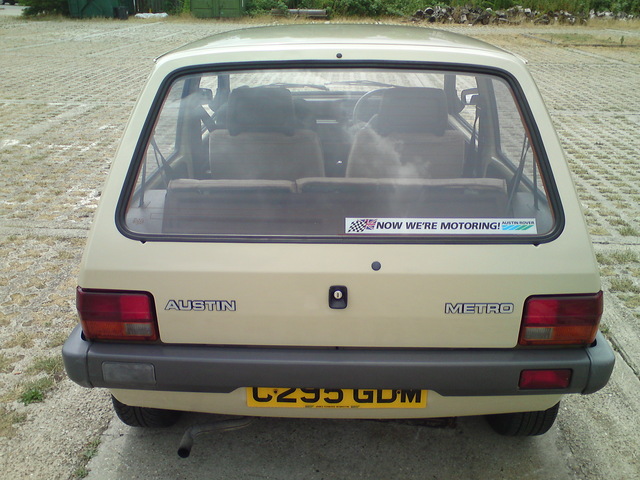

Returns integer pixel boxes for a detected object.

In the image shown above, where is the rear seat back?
[297,177,507,219]
[346,88,466,179]
[162,179,296,234]
[162,177,507,235]
[209,86,325,181]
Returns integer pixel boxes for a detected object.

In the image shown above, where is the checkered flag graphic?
[347,219,377,233]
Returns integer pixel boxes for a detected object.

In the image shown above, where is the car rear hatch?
[78,236,601,349]
[95,62,602,350]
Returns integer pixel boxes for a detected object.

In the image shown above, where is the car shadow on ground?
[87,412,573,480]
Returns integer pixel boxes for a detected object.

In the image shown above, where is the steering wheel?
[352,88,391,124]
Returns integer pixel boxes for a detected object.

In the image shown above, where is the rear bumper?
[63,325,614,397]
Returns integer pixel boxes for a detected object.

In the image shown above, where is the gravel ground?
[0,15,638,480]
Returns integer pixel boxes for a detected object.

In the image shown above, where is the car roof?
[158,24,512,63]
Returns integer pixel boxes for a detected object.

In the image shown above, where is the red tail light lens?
[76,287,159,341]
[519,292,603,346]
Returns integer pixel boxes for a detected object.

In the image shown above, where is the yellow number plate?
[247,388,427,409]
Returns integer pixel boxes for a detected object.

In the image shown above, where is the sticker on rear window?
[345,218,537,235]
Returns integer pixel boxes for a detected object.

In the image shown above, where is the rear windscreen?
[123,67,557,241]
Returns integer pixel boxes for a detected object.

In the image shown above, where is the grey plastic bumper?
[62,325,614,397]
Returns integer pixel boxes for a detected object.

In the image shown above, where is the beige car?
[63,25,614,440]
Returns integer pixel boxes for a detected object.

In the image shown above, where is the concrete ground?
[0,4,25,17]
[0,15,638,480]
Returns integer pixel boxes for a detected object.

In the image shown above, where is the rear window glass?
[123,67,556,241]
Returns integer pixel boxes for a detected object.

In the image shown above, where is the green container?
[191,0,244,18]
[68,0,131,18]
[120,0,134,14]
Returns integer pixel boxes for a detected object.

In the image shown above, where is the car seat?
[209,86,325,181]
[346,87,466,179]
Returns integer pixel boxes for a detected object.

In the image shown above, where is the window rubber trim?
[115,60,565,246]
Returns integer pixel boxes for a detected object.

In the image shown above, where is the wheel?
[111,395,181,428]
[486,402,560,436]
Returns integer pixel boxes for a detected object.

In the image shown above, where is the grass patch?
[73,436,102,479]
[55,250,77,261]
[0,407,27,438]
[3,331,36,349]
[47,331,69,348]
[618,294,640,309]
[618,226,640,237]
[597,249,640,266]
[536,32,640,47]
[27,355,64,378]
[611,250,639,264]
[82,437,101,461]
[609,277,640,294]
[14,357,67,406]
[0,354,18,374]
[609,218,629,227]
[73,467,89,479]
[19,377,54,405]
[599,266,615,276]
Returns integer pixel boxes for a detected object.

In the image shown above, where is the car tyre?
[111,395,181,428]
[486,402,560,436]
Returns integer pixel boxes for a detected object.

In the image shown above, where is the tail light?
[518,292,603,346]
[76,287,159,341]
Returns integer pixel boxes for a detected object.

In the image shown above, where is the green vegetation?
[4,331,35,349]
[0,407,27,438]
[19,0,640,18]
[47,331,70,348]
[0,354,14,374]
[81,438,101,462]
[597,249,639,265]
[73,437,101,478]
[19,377,54,405]
[619,226,640,237]
[610,277,640,294]
[73,467,90,479]
[245,0,640,17]
[597,249,640,318]
[21,0,69,16]
[10,356,66,406]
[27,355,65,377]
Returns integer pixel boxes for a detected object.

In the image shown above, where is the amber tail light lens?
[519,292,603,346]
[76,287,159,341]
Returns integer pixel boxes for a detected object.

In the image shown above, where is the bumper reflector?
[102,362,156,386]
[519,369,572,389]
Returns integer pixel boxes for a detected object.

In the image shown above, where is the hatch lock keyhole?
[329,286,348,309]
